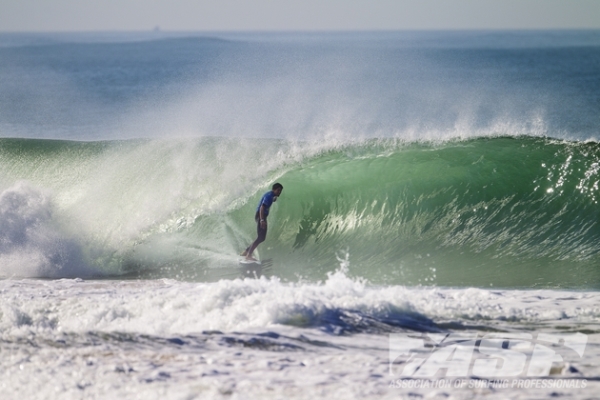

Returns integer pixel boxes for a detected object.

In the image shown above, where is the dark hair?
[272,183,283,191]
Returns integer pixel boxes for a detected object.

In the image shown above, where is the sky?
[1,0,599,32]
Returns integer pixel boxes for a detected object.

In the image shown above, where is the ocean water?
[1,30,600,399]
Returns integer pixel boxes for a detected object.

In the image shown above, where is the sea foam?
[0,182,93,278]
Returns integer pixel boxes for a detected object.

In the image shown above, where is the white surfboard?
[238,258,272,266]
[239,258,261,265]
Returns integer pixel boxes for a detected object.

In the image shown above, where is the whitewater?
[1,30,600,399]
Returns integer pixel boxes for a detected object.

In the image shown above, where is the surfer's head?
[272,182,283,197]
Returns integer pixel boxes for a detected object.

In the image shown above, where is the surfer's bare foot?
[240,250,248,257]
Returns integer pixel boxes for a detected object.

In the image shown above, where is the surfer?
[241,183,283,261]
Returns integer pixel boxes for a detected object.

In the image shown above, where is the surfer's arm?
[259,205,267,228]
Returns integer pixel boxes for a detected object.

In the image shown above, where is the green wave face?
[1,137,600,288]
[264,137,600,288]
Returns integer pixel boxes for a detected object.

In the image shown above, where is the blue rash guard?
[256,191,276,217]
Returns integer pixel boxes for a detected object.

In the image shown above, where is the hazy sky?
[1,0,599,32]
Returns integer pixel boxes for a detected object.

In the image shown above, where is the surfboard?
[239,258,261,265]
[238,258,273,267]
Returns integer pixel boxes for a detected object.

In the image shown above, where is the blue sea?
[1,30,600,399]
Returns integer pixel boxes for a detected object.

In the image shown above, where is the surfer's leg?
[246,218,267,259]
[242,212,261,256]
